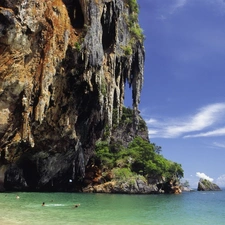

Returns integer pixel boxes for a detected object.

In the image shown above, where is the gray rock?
[197,178,221,191]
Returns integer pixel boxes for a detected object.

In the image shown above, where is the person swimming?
[16,195,20,199]
[74,204,80,208]
[42,202,45,206]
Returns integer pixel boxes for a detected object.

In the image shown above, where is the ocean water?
[0,190,225,225]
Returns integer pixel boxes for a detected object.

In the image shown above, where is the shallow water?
[0,191,225,225]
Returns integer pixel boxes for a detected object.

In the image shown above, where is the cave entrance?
[62,0,84,28]
[18,157,39,189]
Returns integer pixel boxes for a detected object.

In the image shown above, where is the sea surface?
[0,190,225,225]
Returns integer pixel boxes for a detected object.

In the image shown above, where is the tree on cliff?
[94,136,183,182]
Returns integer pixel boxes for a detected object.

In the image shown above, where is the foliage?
[127,0,139,14]
[112,168,147,187]
[94,136,184,181]
[112,108,119,126]
[121,107,133,120]
[152,143,162,154]
[74,42,81,52]
[129,25,144,40]
[125,0,145,42]
[121,45,132,56]
[119,107,133,126]
[201,179,213,188]
[129,13,138,24]
[103,125,110,139]
[138,117,147,130]
[112,168,134,180]
[100,79,107,96]
[128,137,183,179]
[181,180,190,188]
[95,141,114,169]
[112,107,133,130]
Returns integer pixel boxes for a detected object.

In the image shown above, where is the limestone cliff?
[0,0,144,191]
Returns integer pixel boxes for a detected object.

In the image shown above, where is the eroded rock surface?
[0,0,144,191]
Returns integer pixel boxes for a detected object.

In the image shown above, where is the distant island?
[197,178,221,191]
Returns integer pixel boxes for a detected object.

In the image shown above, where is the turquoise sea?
[0,190,225,225]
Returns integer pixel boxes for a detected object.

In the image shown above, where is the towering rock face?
[0,0,144,191]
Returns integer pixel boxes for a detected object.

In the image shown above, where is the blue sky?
[125,0,225,188]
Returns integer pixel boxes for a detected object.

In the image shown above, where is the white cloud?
[146,118,158,124]
[212,142,225,149]
[216,174,225,187]
[145,102,225,138]
[148,129,158,136]
[157,15,166,21]
[184,127,225,138]
[196,172,214,182]
[155,0,187,20]
[170,0,187,14]
[155,0,225,21]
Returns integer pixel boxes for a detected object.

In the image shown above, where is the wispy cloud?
[170,0,187,14]
[196,172,214,182]
[212,142,225,149]
[155,0,187,20]
[154,0,225,21]
[174,0,225,14]
[184,127,225,138]
[207,0,225,13]
[216,174,225,187]
[145,103,225,138]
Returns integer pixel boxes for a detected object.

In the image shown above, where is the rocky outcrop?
[81,165,181,194]
[0,0,144,191]
[82,165,157,194]
[83,178,158,194]
[83,179,182,194]
[180,186,193,192]
[157,179,182,194]
[197,179,221,191]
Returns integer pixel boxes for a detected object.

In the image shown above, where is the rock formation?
[87,180,158,194]
[197,178,221,191]
[0,0,144,191]
[157,179,182,194]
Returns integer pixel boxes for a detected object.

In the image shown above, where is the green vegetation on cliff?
[127,0,144,41]
[93,107,184,184]
[94,137,183,182]
[122,0,144,56]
